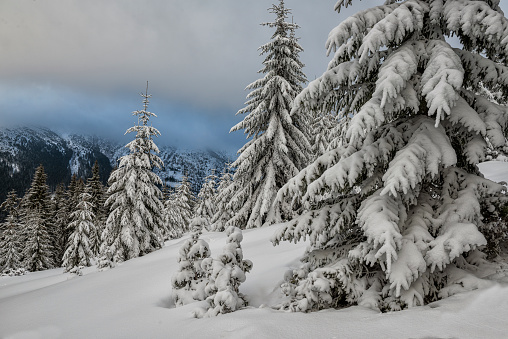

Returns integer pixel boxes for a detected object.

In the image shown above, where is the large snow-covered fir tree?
[102,86,165,263]
[62,188,96,273]
[195,226,253,318]
[171,217,211,306]
[227,0,310,229]
[271,0,508,311]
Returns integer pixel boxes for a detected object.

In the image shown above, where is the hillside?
[0,161,507,338]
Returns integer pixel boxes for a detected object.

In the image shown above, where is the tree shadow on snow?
[157,294,175,309]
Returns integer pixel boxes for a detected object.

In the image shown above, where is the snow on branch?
[351,190,406,275]
[381,117,456,198]
[455,49,508,92]
[327,3,402,57]
[421,40,464,127]
[445,0,508,57]
[358,1,428,64]
[473,94,508,148]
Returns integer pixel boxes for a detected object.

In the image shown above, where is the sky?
[0,0,507,153]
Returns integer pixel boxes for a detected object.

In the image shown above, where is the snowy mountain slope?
[0,127,74,201]
[0,224,508,339]
[0,127,232,202]
[109,144,231,193]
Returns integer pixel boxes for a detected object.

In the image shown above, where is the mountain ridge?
[0,126,232,203]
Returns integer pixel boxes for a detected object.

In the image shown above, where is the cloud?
[3,0,504,152]
[0,0,339,108]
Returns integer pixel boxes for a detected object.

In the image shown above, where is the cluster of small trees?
[171,217,252,318]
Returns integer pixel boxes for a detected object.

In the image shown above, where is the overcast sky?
[1,0,507,153]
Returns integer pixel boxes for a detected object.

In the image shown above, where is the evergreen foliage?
[102,86,165,263]
[271,0,508,312]
[163,189,185,240]
[195,226,252,317]
[62,188,96,273]
[195,171,218,223]
[172,174,195,234]
[21,164,54,271]
[49,183,68,266]
[87,160,106,255]
[228,0,310,229]
[172,217,211,306]
[309,110,336,159]
[0,190,22,273]
[211,165,234,232]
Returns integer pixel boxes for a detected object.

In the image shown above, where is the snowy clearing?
[1,161,508,339]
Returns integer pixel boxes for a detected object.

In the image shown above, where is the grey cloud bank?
[1,0,505,152]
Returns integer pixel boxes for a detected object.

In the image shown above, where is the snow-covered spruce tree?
[0,214,23,275]
[211,165,234,232]
[271,0,508,312]
[102,86,165,263]
[59,176,86,261]
[173,174,195,233]
[0,190,23,274]
[171,217,211,306]
[195,226,253,318]
[227,0,310,229]
[21,164,54,271]
[50,183,68,266]
[163,189,185,240]
[195,171,218,223]
[62,188,96,273]
[87,161,106,255]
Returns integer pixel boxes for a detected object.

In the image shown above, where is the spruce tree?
[87,160,106,255]
[211,165,235,232]
[0,190,23,274]
[272,0,508,311]
[50,183,68,266]
[163,189,185,240]
[228,0,310,229]
[102,85,165,263]
[59,176,85,262]
[195,226,253,318]
[172,217,211,306]
[21,164,54,271]
[172,174,195,234]
[195,171,218,223]
[62,188,96,273]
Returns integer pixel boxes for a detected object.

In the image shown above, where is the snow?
[1,162,508,338]
[478,160,508,184]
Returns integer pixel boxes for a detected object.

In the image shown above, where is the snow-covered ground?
[1,161,508,339]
